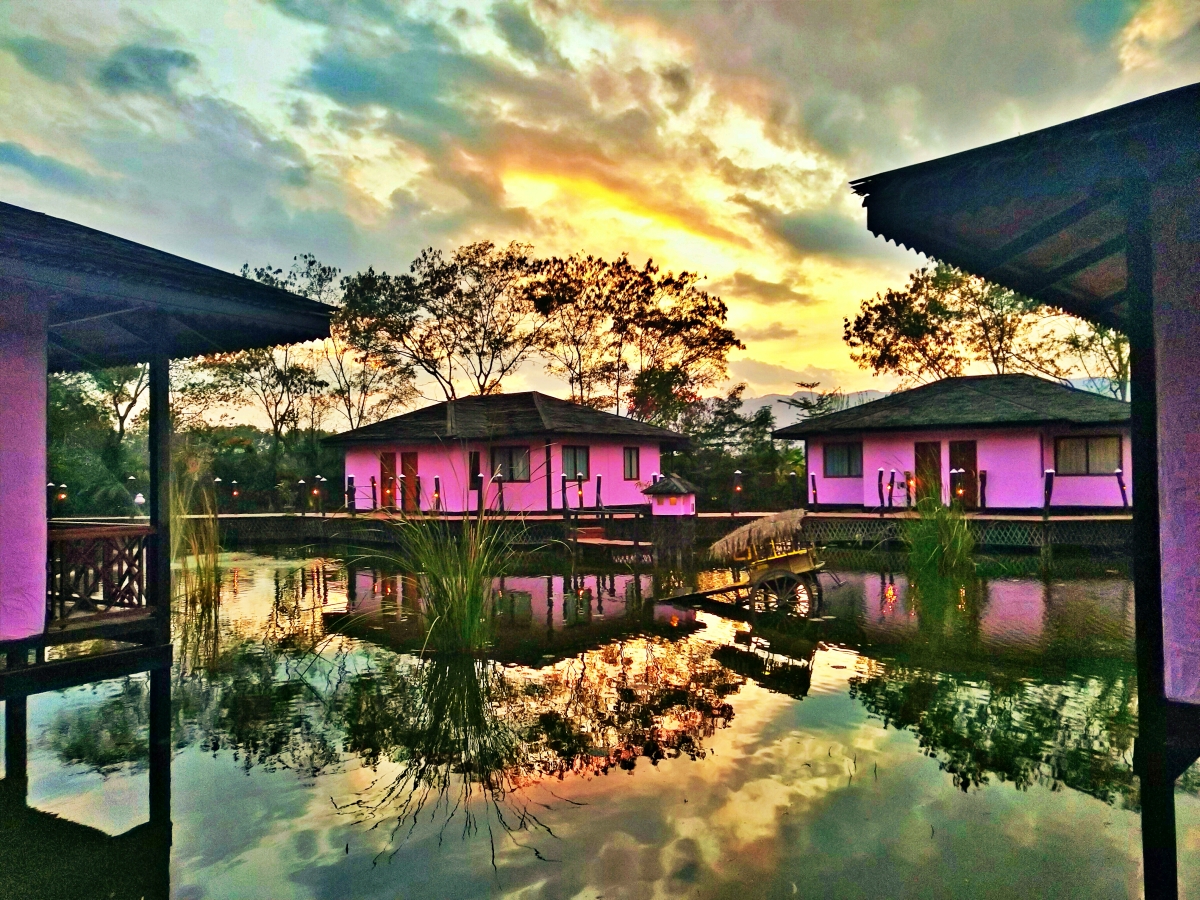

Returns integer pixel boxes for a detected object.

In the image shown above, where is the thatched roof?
[709,509,806,561]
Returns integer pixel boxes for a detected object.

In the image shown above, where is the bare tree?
[1060,322,1130,401]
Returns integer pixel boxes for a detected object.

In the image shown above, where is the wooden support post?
[147,332,171,639]
[1126,178,1177,900]
[148,663,171,829]
[4,672,27,800]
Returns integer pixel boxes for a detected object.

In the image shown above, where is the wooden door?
[914,441,942,504]
[401,452,419,512]
[949,440,978,509]
[380,452,397,509]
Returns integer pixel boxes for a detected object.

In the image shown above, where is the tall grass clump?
[395,512,517,653]
[903,498,976,577]
[172,453,223,670]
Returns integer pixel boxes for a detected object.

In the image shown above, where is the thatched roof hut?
[709,509,806,561]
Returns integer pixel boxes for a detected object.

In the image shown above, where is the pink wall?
[0,289,47,640]
[1154,177,1200,703]
[809,425,1131,510]
[649,493,696,516]
[343,439,661,513]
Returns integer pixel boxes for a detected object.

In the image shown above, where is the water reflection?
[21,550,1200,897]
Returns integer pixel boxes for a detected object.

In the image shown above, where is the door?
[949,440,978,509]
[401,452,419,512]
[380,452,397,509]
[914,441,942,504]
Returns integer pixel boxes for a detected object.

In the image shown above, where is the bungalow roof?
[325,391,689,447]
[772,374,1129,439]
[1,202,331,370]
[847,82,1200,330]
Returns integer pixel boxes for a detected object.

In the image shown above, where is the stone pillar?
[1153,176,1200,704]
[0,290,47,640]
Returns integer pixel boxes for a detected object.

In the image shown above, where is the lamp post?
[213,476,223,515]
[297,479,306,516]
[127,475,138,519]
[230,480,239,514]
[732,470,742,517]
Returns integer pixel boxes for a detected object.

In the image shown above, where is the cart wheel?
[751,572,819,617]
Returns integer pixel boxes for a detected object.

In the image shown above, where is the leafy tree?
[531,253,622,408]
[341,242,549,400]
[1061,322,1130,401]
[844,263,1064,385]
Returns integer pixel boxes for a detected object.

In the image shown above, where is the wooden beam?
[1022,235,1126,295]
[0,644,171,700]
[981,188,1121,274]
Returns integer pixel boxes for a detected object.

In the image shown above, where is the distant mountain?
[741,388,889,428]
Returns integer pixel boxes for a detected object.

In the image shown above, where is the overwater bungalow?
[774,373,1131,512]
[0,200,329,895]
[326,391,688,513]
[845,80,1199,897]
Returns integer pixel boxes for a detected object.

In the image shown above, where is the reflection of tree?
[330,637,742,858]
[849,659,1140,807]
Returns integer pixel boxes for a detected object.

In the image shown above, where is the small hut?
[642,474,697,516]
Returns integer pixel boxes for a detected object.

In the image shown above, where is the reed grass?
[392,511,518,653]
[902,498,976,577]
[172,469,222,671]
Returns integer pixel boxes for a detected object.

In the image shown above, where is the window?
[823,442,863,478]
[623,447,640,480]
[562,445,590,481]
[1055,435,1122,475]
[490,446,531,482]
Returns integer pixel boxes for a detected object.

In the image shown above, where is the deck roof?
[849,82,1200,329]
[326,391,689,447]
[772,374,1129,439]
[1,202,331,370]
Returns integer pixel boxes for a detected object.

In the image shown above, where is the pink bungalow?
[327,392,688,513]
[774,374,1132,513]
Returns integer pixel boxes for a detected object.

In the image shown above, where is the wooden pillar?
[147,326,171,638]
[4,693,27,800]
[1127,177,1177,900]
[148,663,171,827]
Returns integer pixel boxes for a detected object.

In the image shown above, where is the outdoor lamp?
[134,493,145,506]
[231,480,239,498]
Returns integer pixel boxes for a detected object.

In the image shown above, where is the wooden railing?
[46,523,154,625]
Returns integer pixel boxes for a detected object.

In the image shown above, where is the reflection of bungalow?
[327,392,687,513]
[774,374,1131,512]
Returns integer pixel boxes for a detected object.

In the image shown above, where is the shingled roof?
[642,474,698,496]
[325,392,689,447]
[2,201,331,371]
[772,375,1129,439]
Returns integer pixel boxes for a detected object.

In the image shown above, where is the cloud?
[95,44,198,96]
[732,194,894,262]
[3,36,76,83]
[730,358,849,392]
[0,142,100,195]
[491,2,561,67]
[736,322,800,342]
[718,270,812,306]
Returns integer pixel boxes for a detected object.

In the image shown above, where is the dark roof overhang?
[848,82,1200,329]
[2,202,331,370]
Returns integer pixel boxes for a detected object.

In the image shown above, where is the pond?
[6,549,1200,899]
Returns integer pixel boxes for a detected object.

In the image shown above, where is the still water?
[6,550,1200,899]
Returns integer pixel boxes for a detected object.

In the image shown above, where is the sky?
[2,0,1199,401]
